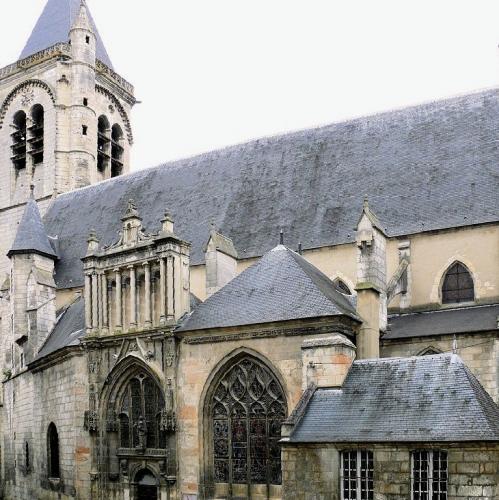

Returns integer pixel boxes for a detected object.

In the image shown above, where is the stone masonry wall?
[282,443,499,500]
[2,352,91,500]
[381,332,499,403]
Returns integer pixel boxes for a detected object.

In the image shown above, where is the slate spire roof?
[288,354,499,443]
[177,245,359,332]
[8,197,58,259]
[20,0,114,68]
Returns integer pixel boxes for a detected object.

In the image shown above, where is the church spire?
[19,0,114,68]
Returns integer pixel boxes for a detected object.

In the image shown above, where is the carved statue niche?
[160,379,176,432]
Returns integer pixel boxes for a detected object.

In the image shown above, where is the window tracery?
[210,356,286,487]
[118,372,166,450]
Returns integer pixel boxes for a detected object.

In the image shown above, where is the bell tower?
[0,0,135,277]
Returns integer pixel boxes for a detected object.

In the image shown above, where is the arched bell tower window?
[111,124,124,177]
[118,372,166,450]
[208,356,287,491]
[333,278,352,295]
[29,104,44,165]
[11,111,27,170]
[47,422,60,479]
[97,115,110,172]
[441,262,474,304]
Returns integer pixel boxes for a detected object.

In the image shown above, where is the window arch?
[441,262,474,304]
[29,104,44,165]
[208,355,287,490]
[111,124,124,177]
[118,372,166,450]
[333,278,352,295]
[97,115,110,172]
[11,110,27,169]
[47,423,60,479]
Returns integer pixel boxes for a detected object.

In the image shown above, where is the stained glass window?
[442,263,474,304]
[119,373,166,449]
[210,357,287,487]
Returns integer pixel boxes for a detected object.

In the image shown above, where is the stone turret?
[355,198,387,359]
[6,193,57,368]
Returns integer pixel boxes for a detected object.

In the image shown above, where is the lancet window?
[118,372,166,450]
[47,423,60,479]
[441,262,474,304]
[29,104,44,165]
[97,115,110,172]
[111,124,124,177]
[209,356,287,488]
[11,111,27,169]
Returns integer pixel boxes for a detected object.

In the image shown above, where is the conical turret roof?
[8,198,58,259]
[20,0,113,68]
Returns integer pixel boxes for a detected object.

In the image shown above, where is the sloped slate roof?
[384,304,499,340]
[9,199,58,259]
[177,245,358,332]
[35,296,85,360]
[20,0,113,68]
[289,354,499,443]
[43,88,499,288]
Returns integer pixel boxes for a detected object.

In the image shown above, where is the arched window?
[47,423,60,479]
[97,115,110,172]
[11,111,27,169]
[441,262,474,304]
[209,356,287,490]
[333,278,352,295]
[111,124,124,177]
[119,372,166,450]
[29,104,44,165]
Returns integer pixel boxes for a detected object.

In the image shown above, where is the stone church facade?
[0,1,497,499]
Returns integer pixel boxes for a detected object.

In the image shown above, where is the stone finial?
[86,229,99,255]
[122,199,140,221]
[161,211,174,233]
[71,0,93,33]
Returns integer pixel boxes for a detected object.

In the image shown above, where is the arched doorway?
[206,355,287,497]
[135,468,158,500]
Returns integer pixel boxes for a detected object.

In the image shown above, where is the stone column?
[159,258,167,325]
[115,268,122,330]
[101,272,108,330]
[174,255,182,321]
[129,265,137,329]
[85,273,92,332]
[91,273,99,330]
[144,262,152,328]
[167,255,174,320]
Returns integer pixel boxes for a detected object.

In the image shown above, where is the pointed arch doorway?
[135,468,158,500]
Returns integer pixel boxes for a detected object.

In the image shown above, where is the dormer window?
[441,262,474,304]
[11,111,27,170]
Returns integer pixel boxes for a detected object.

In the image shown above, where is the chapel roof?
[20,0,114,69]
[43,88,499,289]
[9,198,58,259]
[288,354,499,443]
[176,245,359,332]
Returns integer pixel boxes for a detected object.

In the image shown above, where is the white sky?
[1,1,499,170]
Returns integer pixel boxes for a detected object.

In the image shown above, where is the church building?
[0,1,497,499]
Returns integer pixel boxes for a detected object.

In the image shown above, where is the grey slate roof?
[8,199,58,259]
[35,296,85,360]
[384,304,499,340]
[289,354,499,443]
[43,88,499,289]
[177,245,358,332]
[20,0,114,68]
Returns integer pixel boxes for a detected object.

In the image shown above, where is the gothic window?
[412,450,447,499]
[118,372,166,450]
[11,111,27,169]
[441,262,474,304]
[333,278,352,295]
[111,124,124,177]
[341,450,374,500]
[29,104,44,165]
[47,423,60,479]
[97,115,110,172]
[210,356,287,488]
